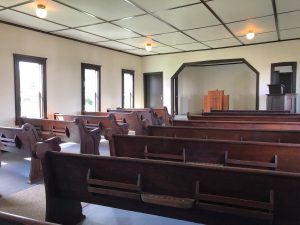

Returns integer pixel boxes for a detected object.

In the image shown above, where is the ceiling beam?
[272,0,281,40]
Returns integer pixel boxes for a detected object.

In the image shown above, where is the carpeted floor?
[0,184,46,221]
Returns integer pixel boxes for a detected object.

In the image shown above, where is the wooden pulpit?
[203,90,229,112]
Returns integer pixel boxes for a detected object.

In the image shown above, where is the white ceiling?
[0,0,299,56]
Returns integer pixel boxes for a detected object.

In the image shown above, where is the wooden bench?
[0,124,60,183]
[107,108,160,125]
[187,113,300,122]
[112,134,300,173]
[35,142,300,225]
[204,110,291,115]
[55,113,128,139]
[0,211,59,225]
[152,106,173,125]
[148,125,300,144]
[19,117,101,155]
[172,120,300,130]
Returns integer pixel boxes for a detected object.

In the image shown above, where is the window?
[14,54,47,124]
[122,69,134,108]
[81,63,101,112]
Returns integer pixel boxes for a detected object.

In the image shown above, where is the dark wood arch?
[171,58,259,115]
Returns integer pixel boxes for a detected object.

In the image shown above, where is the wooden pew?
[172,120,300,130]
[0,124,60,183]
[83,110,146,135]
[19,117,101,155]
[0,211,59,225]
[105,111,146,135]
[147,125,300,144]
[55,113,128,139]
[204,110,291,115]
[35,142,300,225]
[152,106,173,125]
[112,134,300,173]
[187,112,300,122]
[107,108,160,125]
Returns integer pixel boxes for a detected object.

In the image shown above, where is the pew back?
[188,113,300,122]
[172,119,300,130]
[148,125,300,144]
[112,134,300,173]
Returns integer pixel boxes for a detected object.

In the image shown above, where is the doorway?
[271,62,297,93]
[144,72,163,108]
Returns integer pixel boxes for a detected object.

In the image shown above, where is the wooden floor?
[0,139,199,225]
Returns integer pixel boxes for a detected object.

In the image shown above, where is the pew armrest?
[144,146,186,162]
[87,169,141,200]
[141,193,194,208]
[195,181,274,220]
[224,152,278,170]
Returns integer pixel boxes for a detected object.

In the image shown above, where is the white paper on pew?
[128,130,135,135]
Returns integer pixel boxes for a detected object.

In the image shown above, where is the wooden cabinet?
[204,90,229,112]
[267,93,297,113]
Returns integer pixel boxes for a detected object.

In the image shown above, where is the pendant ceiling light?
[36,3,47,18]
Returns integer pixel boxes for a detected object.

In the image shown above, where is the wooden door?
[144,72,163,108]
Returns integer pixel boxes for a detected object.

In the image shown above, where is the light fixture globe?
[246,31,255,40]
[36,4,47,18]
[145,43,152,52]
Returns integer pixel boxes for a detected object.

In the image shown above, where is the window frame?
[122,69,135,108]
[13,53,47,125]
[81,63,101,112]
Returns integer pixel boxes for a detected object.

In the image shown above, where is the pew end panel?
[0,124,61,183]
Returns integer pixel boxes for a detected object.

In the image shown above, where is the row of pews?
[2,108,300,224]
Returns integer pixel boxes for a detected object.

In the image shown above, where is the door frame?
[143,72,163,108]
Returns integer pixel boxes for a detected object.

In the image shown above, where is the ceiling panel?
[154,3,220,30]
[152,32,195,45]
[227,16,276,37]
[278,11,300,30]
[53,29,108,43]
[203,38,242,48]
[15,1,102,27]
[125,48,156,55]
[57,0,145,21]
[0,9,66,31]
[173,42,210,51]
[96,41,136,50]
[0,0,28,7]
[78,23,140,40]
[276,0,300,13]
[207,0,273,23]
[280,27,300,40]
[152,46,180,54]
[119,37,161,48]
[0,1,299,56]
[238,31,278,44]
[129,0,199,12]
[185,25,233,42]
[114,14,176,36]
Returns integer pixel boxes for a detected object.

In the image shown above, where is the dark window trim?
[13,53,47,125]
[270,62,297,93]
[81,63,101,112]
[170,58,259,115]
[122,69,135,108]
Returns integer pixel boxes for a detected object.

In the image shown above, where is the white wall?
[142,40,300,113]
[2,22,300,126]
[178,64,256,114]
[0,23,142,126]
